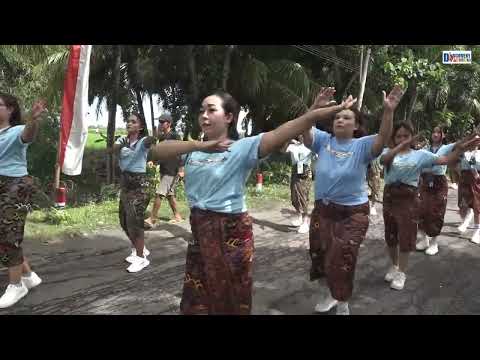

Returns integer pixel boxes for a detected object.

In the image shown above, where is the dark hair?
[130,112,148,139]
[391,121,414,146]
[432,125,446,144]
[0,92,22,126]
[207,90,240,140]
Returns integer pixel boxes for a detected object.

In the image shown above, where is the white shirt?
[286,142,313,174]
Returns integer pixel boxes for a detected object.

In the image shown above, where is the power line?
[303,45,360,72]
[291,45,359,72]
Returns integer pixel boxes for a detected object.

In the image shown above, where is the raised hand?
[200,139,234,152]
[458,135,480,153]
[399,134,419,151]
[30,100,47,120]
[340,95,357,110]
[383,85,404,112]
[310,87,337,110]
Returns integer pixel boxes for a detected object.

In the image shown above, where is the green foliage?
[99,184,120,201]
[44,207,74,225]
[27,113,59,184]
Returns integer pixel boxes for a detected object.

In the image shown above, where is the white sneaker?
[459,210,474,233]
[336,301,350,315]
[390,272,406,290]
[21,272,42,289]
[471,230,480,244]
[126,255,150,273]
[314,290,338,313]
[297,222,310,234]
[384,265,400,282]
[0,283,28,308]
[425,243,439,256]
[450,183,458,190]
[416,232,430,251]
[125,247,150,263]
[468,224,480,229]
[370,206,377,216]
[291,216,303,227]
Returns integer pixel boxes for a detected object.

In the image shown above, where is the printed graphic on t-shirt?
[325,143,353,159]
[186,154,229,166]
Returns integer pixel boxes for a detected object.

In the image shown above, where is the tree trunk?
[222,45,235,91]
[342,70,360,99]
[357,47,371,110]
[134,88,145,124]
[251,106,267,135]
[406,80,418,125]
[106,45,121,185]
[149,92,155,136]
[186,45,200,138]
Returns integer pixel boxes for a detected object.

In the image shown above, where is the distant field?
[86,129,126,150]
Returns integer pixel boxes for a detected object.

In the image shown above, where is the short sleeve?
[310,128,330,154]
[12,125,29,146]
[356,135,377,163]
[419,149,439,168]
[438,143,455,156]
[236,133,264,169]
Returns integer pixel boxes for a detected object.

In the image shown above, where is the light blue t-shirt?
[309,128,377,206]
[0,125,30,177]
[183,134,263,214]
[421,143,455,175]
[382,148,439,187]
[116,136,149,173]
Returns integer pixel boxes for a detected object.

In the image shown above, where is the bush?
[99,184,120,202]
[44,207,73,225]
[247,157,291,186]
[27,113,59,184]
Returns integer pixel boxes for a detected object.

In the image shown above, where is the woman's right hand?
[197,139,234,152]
[398,135,419,152]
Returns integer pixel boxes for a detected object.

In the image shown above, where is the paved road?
[2,188,480,315]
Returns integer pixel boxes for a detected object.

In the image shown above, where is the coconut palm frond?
[268,80,308,118]
[269,60,310,100]
[240,57,269,99]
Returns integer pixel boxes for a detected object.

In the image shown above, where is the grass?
[26,129,296,241]
[85,128,127,151]
[24,183,295,241]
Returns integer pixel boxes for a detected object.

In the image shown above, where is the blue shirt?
[183,134,263,214]
[116,136,149,173]
[0,125,30,177]
[421,143,455,175]
[309,128,377,206]
[383,149,439,187]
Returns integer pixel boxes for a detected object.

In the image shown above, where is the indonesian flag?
[58,45,92,176]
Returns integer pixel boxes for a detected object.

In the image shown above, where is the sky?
[87,95,251,136]
[87,94,163,131]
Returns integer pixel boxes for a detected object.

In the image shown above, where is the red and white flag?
[58,45,92,176]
